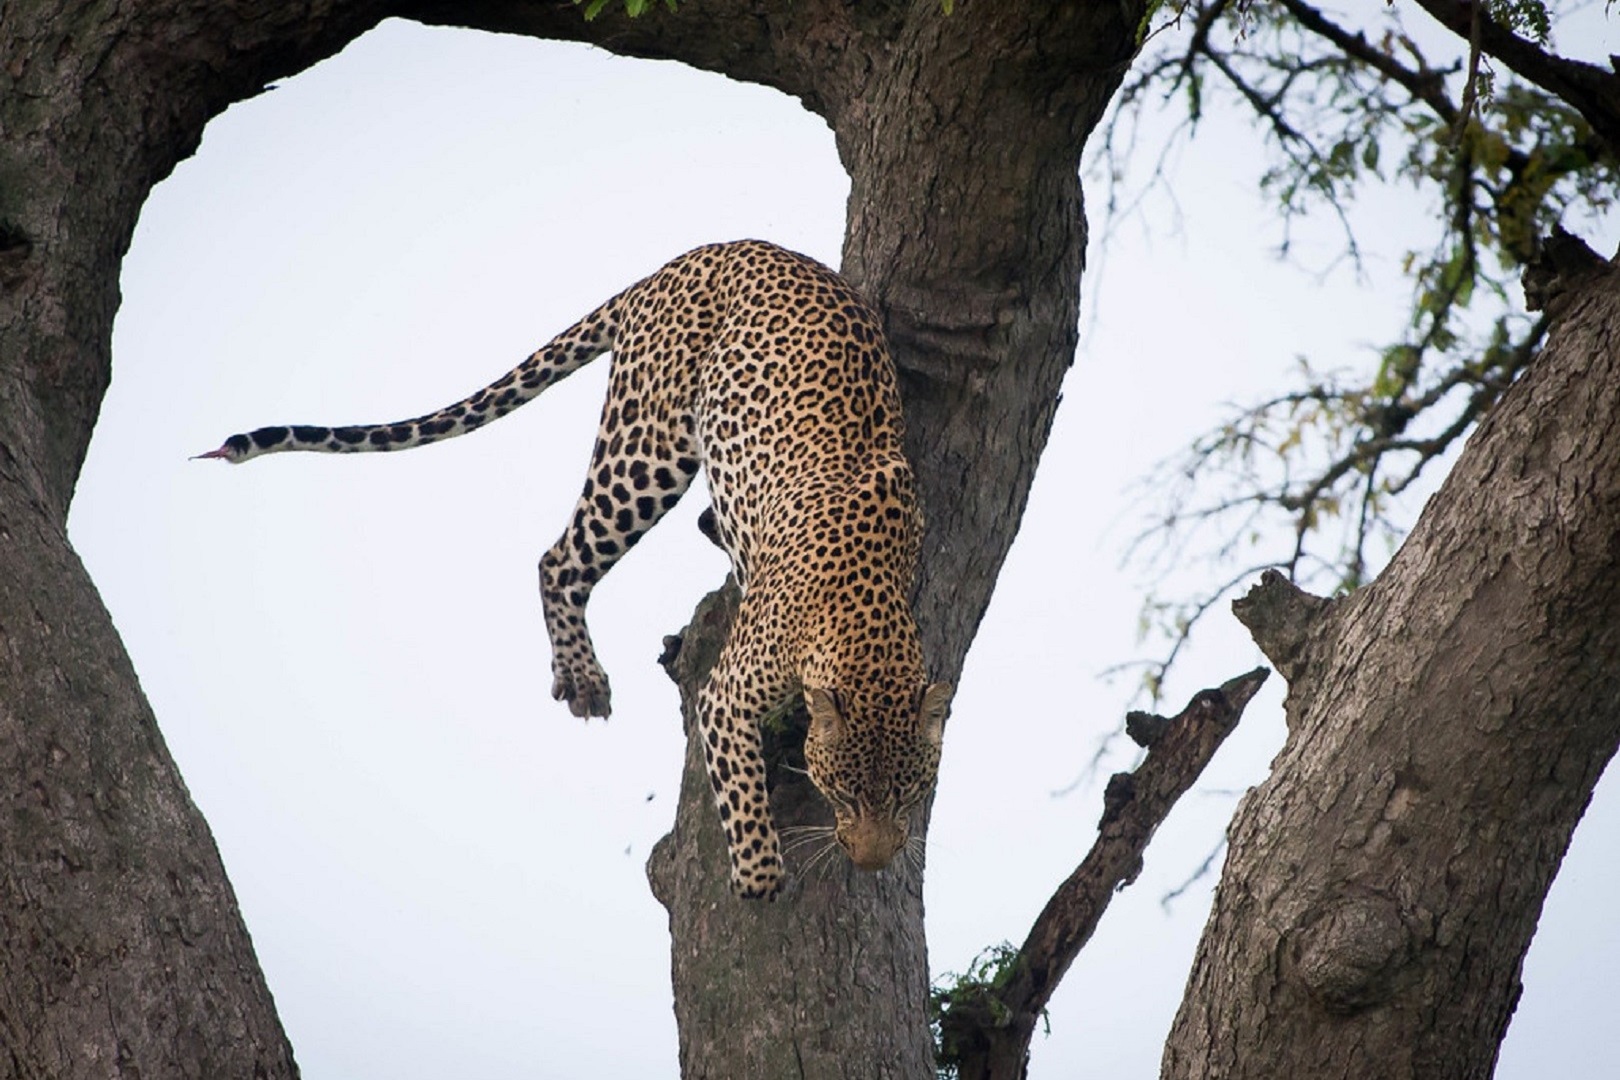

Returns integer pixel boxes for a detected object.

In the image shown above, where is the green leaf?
[574,0,676,17]
[1487,0,1552,44]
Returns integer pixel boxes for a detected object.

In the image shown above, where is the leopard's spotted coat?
[204,240,952,898]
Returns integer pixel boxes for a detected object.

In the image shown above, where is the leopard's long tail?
[196,292,624,464]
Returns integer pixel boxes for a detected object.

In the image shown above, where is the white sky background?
[67,11,1618,1079]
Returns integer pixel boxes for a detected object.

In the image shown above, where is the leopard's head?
[801,681,953,870]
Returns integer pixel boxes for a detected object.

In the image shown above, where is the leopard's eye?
[825,785,858,812]
[896,785,929,812]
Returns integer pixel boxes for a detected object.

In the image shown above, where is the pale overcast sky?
[68,13,1617,1078]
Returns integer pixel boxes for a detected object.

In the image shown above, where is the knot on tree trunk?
[1290,893,1413,1015]
[656,580,740,721]
[1232,570,1333,684]
[0,220,33,287]
[1522,225,1612,317]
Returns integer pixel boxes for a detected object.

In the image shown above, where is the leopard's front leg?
[696,631,794,900]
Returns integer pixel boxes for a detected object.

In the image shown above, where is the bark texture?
[0,450,299,1078]
[1162,255,1620,1078]
[3,2,1144,1077]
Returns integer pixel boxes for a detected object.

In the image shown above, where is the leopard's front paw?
[551,657,612,719]
[730,855,783,901]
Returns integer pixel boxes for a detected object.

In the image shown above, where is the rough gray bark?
[2,3,386,1075]
[832,4,1146,674]
[1162,250,1620,1078]
[0,454,300,1078]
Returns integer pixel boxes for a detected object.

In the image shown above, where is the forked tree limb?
[939,665,1270,1080]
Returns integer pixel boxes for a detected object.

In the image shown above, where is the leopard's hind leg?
[539,372,702,718]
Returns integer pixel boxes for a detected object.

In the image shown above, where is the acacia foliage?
[1104,0,1617,696]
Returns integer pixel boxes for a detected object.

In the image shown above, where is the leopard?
[200,239,953,899]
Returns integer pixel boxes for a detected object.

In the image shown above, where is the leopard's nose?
[842,819,905,870]
[848,845,891,871]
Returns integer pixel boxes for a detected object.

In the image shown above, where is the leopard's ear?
[918,682,953,747]
[805,687,845,741]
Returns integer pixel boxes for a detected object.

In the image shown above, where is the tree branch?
[936,667,1270,1080]
[1410,0,1620,153]
[395,0,843,113]
[1278,0,1459,124]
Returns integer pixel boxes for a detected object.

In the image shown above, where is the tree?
[2,3,1615,1079]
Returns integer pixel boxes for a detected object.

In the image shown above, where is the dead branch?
[936,666,1270,1080]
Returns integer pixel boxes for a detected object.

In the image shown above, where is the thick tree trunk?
[0,454,301,1078]
[834,3,1141,675]
[1162,254,1620,1077]
[2,4,387,1075]
[639,6,1144,1077]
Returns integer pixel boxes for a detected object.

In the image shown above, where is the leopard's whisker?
[778,822,833,836]
[804,837,845,881]
[805,840,840,870]
[781,829,837,857]
[780,822,838,870]
[903,834,927,873]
